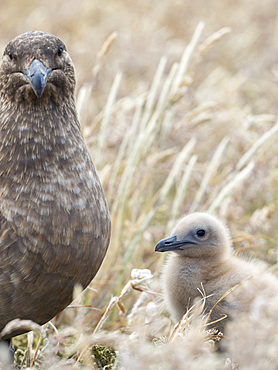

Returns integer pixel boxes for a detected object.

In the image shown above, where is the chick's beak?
[22,59,53,98]
[155,234,197,252]
[155,235,181,252]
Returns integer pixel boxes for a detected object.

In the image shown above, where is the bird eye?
[8,52,13,60]
[57,47,63,56]
[196,229,206,237]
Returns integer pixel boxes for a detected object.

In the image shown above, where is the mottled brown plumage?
[155,213,278,332]
[0,31,110,339]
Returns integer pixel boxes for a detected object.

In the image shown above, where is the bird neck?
[173,253,230,281]
[0,95,80,134]
[0,99,84,176]
[0,97,102,251]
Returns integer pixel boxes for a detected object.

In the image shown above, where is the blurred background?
[2,0,278,367]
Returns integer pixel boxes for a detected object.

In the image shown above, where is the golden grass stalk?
[76,84,93,126]
[208,161,255,213]
[158,138,196,204]
[190,137,229,213]
[92,32,118,81]
[198,27,232,55]
[96,72,122,167]
[170,21,204,94]
[167,154,198,232]
[208,123,278,213]
[107,98,144,202]
[140,57,168,130]
[204,277,251,326]
[236,122,278,171]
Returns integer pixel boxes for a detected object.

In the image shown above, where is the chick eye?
[8,52,13,60]
[196,229,206,237]
[57,47,63,56]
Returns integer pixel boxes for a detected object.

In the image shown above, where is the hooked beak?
[22,59,53,98]
[155,234,197,252]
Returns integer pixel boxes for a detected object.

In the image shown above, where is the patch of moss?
[91,345,117,369]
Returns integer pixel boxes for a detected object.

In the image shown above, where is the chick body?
[156,213,277,331]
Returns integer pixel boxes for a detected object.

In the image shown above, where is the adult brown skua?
[0,31,111,340]
[155,212,278,332]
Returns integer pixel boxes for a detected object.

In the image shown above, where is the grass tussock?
[1,0,278,368]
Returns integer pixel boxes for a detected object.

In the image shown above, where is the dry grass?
[1,0,278,368]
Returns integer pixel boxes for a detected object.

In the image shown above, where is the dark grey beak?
[155,234,197,252]
[22,59,52,98]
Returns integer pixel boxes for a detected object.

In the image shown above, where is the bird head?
[0,31,76,105]
[155,212,232,259]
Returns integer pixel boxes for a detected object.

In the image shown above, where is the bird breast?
[0,103,110,280]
